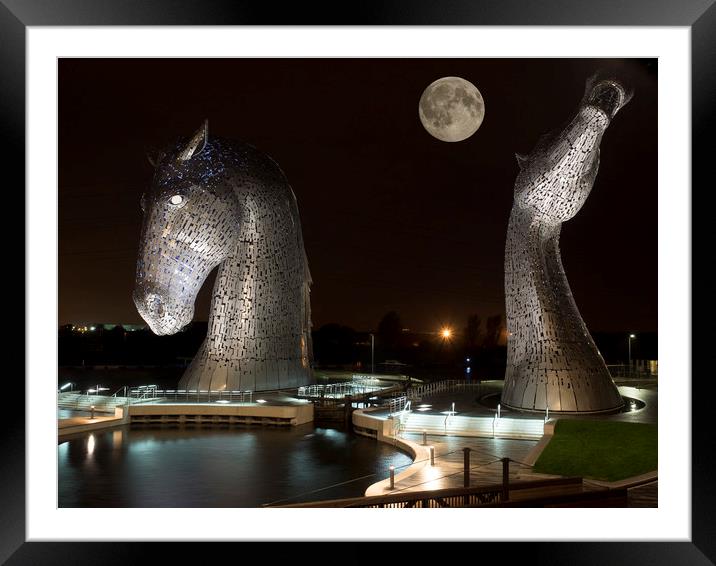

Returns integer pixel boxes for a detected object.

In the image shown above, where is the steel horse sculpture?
[501,76,631,413]
[133,121,313,391]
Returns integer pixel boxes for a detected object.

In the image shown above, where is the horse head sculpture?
[502,75,632,413]
[134,121,313,391]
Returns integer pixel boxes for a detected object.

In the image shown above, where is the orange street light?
[441,328,452,340]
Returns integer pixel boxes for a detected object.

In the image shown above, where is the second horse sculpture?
[502,76,631,413]
[133,120,313,391]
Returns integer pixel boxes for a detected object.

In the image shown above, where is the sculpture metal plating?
[502,77,631,413]
[133,121,313,391]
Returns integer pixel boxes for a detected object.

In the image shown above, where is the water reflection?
[58,425,412,508]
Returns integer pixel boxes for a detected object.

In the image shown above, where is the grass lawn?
[533,419,657,482]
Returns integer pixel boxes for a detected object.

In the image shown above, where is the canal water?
[58,424,412,507]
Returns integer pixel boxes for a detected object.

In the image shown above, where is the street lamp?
[628,334,636,369]
[441,327,452,340]
[369,333,375,374]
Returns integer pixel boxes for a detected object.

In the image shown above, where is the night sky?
[59,58,657,334]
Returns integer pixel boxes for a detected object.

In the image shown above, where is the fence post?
[344,394,353,426]
[389,466,395,490]
[463,448,471,488]
[501,458,510,501]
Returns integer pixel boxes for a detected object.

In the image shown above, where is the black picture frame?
[5,1,713,563]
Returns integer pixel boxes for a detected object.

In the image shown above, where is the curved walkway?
[354,408,556,497]
[356,380,658,506]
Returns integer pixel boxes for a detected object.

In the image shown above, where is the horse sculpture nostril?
[146,295,166,318]
[587,80,626,119]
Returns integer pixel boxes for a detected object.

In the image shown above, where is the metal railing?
[443,402,456,433]
[607,362,658,378]
[298,382,383,399]
[111,386,128,398]
[127,388,254,403]
[406,379,481,401]
[272,476,586,508]
[57,392,128,412]
[387,395,408,415]
[398,400,412,434]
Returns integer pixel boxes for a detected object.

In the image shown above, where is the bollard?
[429,446,435,466]
[497,403,501,419]
[90,405,95,419]
[422,429,427,446]
[389,466,395,490]
[545,407,549,422]
[463,447,471,488]
[501,458,510,501]
[344,394,353,426]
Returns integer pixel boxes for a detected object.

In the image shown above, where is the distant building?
[60,323,147,334]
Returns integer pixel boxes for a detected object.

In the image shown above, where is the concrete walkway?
[58,414,127,438]
[367,432,559,495]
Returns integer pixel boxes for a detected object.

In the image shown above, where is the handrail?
[111,386,127,398]
[406,379,481,401]
[298,382,384,399]
[398,400,412,435]
[443,402,456,433]
[388,395,408,416]
[126,388,255,404]
[270,477,585,508]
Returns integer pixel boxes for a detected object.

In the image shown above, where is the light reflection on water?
[86,434,95,455]
[58,424,412,508]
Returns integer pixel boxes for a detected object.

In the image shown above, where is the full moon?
[419,76,485,142]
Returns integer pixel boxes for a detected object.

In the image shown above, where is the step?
[401,413,545,440]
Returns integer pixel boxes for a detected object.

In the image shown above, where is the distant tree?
[104,325,127,363]
[464,314,482,351]
[483,314,503,349]
[377,311,403,353]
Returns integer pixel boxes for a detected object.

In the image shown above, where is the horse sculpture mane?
[134,121,313,391]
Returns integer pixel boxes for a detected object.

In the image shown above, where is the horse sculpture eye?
[169,195,184,206]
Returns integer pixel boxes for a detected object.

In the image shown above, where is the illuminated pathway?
[366,433,557,496]
[361,380,657,506]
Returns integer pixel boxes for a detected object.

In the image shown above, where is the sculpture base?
[500,399,625,415]
[178,352,312,392]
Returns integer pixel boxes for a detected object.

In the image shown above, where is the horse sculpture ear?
[145,145,164,168]
[515,153,528,169]
[178,119,209,161]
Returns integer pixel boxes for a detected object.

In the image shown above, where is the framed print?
[4,0,713,563]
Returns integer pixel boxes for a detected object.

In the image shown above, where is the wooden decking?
[627,481,658,507]
[385,432,555,493]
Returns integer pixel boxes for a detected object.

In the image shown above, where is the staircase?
[401,412,545,440]
[58,393,132,414]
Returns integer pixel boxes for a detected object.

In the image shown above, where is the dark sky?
[58,58,657,333]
